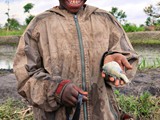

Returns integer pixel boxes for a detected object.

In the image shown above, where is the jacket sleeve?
[13,23,63,112]
[101,14,139,83]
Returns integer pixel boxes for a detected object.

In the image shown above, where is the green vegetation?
[25,15,34,25]
[138,57,160,70]
[144,3,160,17]
[123,23,145,32]
[109,7,127,24]
[115,90,160,120]
[23,3,35,25]
[4,18,21,31]
[131,39,160,45]
[23,3,34,14]
[0,99,33,120]
[1,2,160,33]
[0,29,24,36]
[1,92,160,120]
[0,41,18,46]
[144,1,160,31]
[0,2,34,36]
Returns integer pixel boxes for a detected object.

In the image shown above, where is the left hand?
[102,53,132,87]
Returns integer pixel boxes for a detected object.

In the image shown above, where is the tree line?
[1,1,160,32]
[3,2,34,31]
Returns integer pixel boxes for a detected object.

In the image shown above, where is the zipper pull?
[74,14,77,20]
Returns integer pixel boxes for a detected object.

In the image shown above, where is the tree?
[23,3,34,14]
[144,2,160,26]
[25,15,35,25]
[144,2,160,18]
[145,17,153,26]
[4,18,21,30]
[122,23,144,32]
[109,7,127,24]
[5,0,11,32]
[23,3,35,25]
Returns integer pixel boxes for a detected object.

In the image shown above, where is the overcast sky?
[0,0,159,26]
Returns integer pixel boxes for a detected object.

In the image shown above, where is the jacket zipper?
[73,14,88,120]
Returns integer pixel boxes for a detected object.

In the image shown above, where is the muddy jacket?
[13,5,138,120]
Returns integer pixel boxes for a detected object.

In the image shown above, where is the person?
[13,0,139,120]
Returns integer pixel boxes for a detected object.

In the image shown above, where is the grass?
[1,93,160,120]
[131,39,160,45]
[0,29,24,36]
[0,41,18,46]
[115,90,160,120]
[0,99,33,120]
[138,57,160,70]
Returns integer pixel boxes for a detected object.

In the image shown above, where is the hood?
[47,4,99,20]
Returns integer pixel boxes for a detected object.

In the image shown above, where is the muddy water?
[133,44,160,66]
[0,45,16,69]
[0,44,159,69]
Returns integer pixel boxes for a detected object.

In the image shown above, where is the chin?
[69,8,81,13]
[65,0,85,13]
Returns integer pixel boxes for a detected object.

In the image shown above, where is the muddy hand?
[102,53,132,86]
[103,53,132,70]
[102,72,125,86]
[62,83,88,107]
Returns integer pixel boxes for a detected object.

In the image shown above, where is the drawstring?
[66,94,83,120]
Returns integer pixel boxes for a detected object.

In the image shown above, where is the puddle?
[0,44,159,69]
[0,45,16,69]
[133,44,160,66]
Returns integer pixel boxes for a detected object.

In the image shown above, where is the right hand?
[102,53,132,86]
[62,83,88,107]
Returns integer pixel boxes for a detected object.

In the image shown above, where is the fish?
[102,61,130,84]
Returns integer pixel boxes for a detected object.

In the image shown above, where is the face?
[59,0,86,13]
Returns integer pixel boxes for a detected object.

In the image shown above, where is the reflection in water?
[0,59,13,69]
[0,45,16,69]
[133,44,160,66]
[0,44,159,69]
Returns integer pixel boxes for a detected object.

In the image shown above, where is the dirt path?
[0,73,22,103]
[0,68,160,103]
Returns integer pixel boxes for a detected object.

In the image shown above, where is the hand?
[102,53,132,87]
[62,83,88,107]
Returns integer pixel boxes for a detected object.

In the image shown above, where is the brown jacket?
[13,5,138,120]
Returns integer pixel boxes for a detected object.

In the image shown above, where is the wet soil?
[0,71,22,103]
[0,68,160,103]
[118,68,160,96]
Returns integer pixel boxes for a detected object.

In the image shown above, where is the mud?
[0,68,160,103]
[118,68,160,96]
[0,72,22,103]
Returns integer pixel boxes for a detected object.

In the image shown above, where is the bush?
[0,26,26,36]
[115,91,160,120]
[123,23,145,32]
[155,25,160,31]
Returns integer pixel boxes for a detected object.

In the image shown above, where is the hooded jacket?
[13,5,139,120]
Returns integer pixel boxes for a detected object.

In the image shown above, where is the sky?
[0,0,159,26]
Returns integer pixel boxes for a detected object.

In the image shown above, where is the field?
[0,29,24,36]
